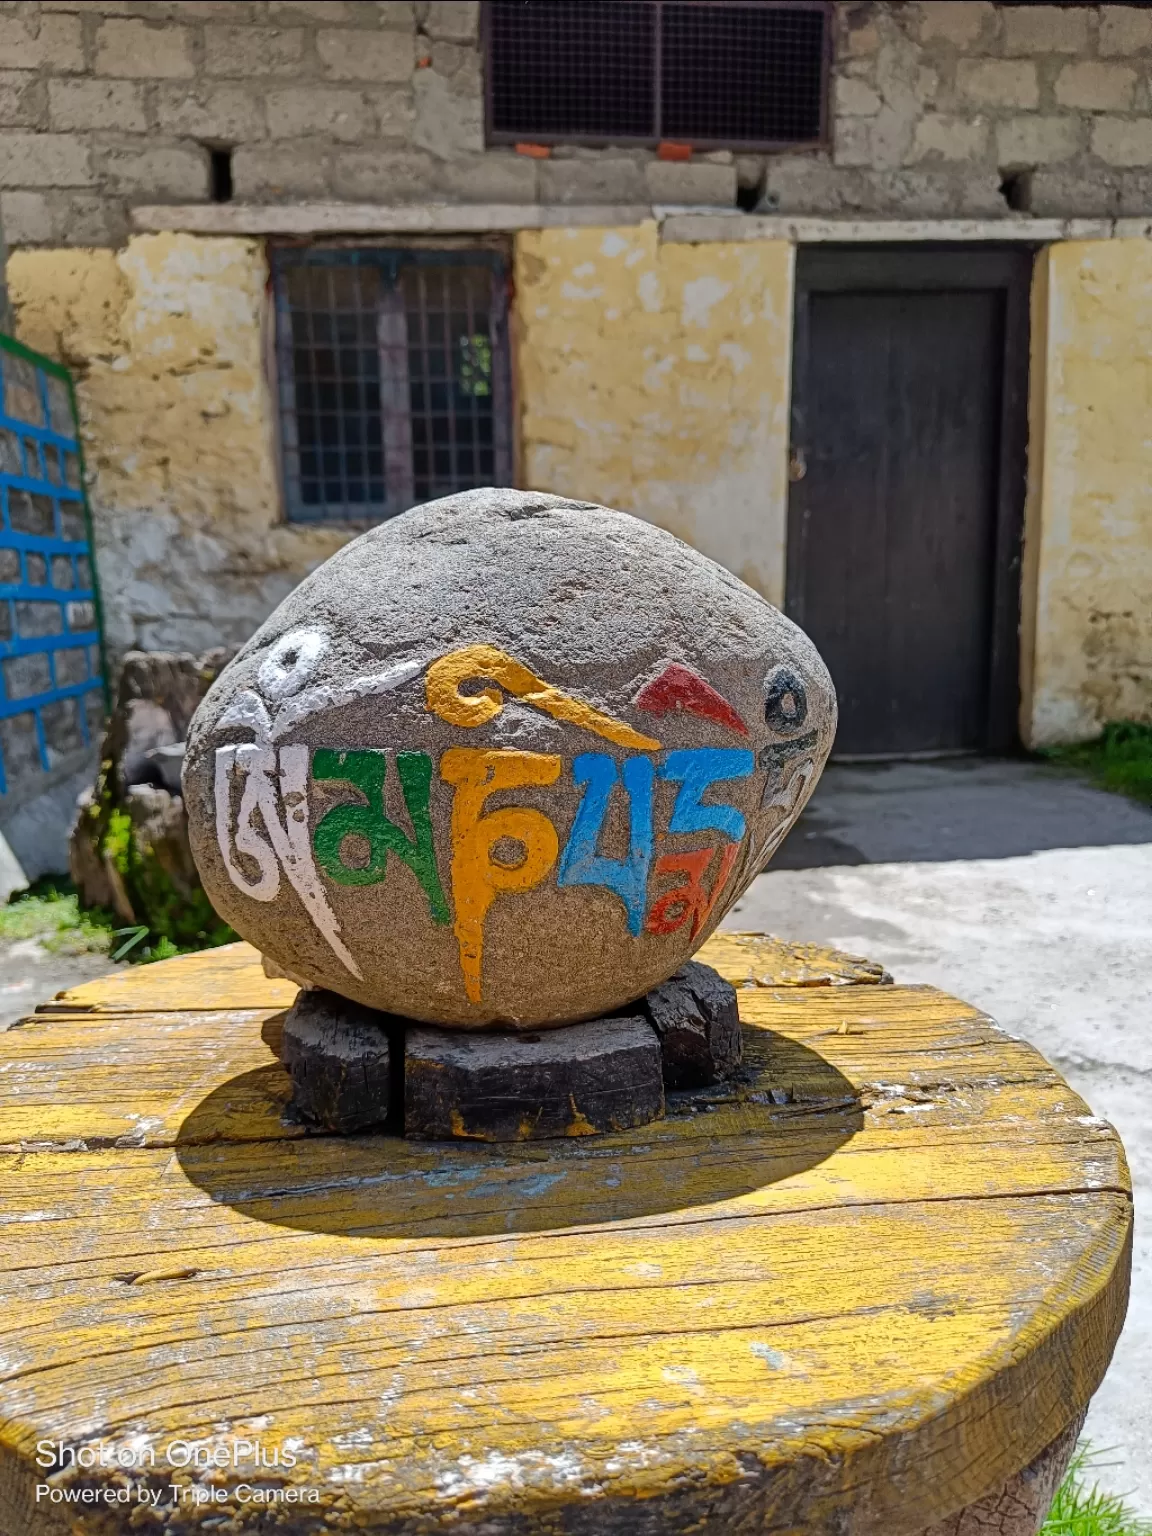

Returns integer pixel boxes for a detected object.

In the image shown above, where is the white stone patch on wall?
[680,275,732,329]
[718,342,752,374]
[637,271,663,313]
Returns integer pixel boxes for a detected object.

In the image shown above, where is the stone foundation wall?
[786,1,1152,218]
[4,2,1152,245]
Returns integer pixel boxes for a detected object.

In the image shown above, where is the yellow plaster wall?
[515,224,794,605]
[11,228,1144,747]
[1026,240,1152,745]
[6,234,351,658]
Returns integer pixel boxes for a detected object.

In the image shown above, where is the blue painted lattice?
[0,334,105,797]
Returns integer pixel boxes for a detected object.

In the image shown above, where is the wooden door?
[786,248,1031,757]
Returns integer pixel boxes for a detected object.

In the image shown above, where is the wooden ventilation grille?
[484,0,831,151]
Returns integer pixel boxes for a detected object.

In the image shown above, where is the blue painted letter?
[558,753,655,936]
[660,747,756,843]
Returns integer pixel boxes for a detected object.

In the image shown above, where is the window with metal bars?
[484,0,831,151]
[271,249,513,525]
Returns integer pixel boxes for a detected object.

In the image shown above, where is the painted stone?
[183,490,836,1027]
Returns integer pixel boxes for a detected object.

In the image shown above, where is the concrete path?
[0,941,123,1030]
[725,758,1152,1510]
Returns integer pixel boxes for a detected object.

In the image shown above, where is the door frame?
[786,245,1034,756]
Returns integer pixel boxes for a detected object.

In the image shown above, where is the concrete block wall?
[773,1,1152,217]
[3,2,1152,245]
[0,0,738,243]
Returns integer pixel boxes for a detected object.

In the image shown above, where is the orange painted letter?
[440,748,562,1004]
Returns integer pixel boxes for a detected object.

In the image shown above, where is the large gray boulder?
[183,490,836,1027]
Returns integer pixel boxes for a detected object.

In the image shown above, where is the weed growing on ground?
[0,878,114,955]
[1041,1447,1152,1536]
[1042,721,1152,807]
[0,878,230,964]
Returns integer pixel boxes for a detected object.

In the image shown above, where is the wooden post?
[281,989,395,1133]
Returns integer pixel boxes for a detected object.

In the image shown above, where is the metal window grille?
[272,249,513,525]
[0,335,105,798]
[484,0,831,151]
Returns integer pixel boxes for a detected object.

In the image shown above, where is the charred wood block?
[404,1017,664,1142]
[644,961,742,1089]
[281,989,394,1133]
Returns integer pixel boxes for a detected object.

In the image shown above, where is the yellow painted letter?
[440,748,562,1004]
[427,644,660,751]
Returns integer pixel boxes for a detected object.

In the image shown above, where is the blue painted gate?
[0,333,105,800]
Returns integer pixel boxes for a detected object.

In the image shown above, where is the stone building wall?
[2,0,1152,752]
[775,1,1152,218]
[4,1,1152,245]
[6,232,345,658]
[5,224,795,659]
[515,224,794,606]
[11,222,1152,748]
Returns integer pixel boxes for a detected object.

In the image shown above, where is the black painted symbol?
[758,730,818,808]
[764,666,808,734]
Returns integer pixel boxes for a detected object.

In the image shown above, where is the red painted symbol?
[635,663,749,737]
[646,841,741,938]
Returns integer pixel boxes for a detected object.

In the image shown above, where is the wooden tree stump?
[404,1016,664,1141]
[918,1413,1084,1536]
[0,943,1130,1535]
[699,930,892,988]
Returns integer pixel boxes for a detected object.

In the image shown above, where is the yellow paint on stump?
[0,949,1130,1534]
[697,930,893,988]
[41,940,300,1013]
[48,933,892,1014]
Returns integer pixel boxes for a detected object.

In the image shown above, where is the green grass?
[1041,1447,1152,1536]
[0,877,114,956]
[0,878,215,964]
[1042,720,1152,807]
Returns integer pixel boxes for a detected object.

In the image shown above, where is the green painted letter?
[312,749,450,924]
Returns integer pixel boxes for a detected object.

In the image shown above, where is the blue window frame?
[0,334,106,797]
[271,247,513,525]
